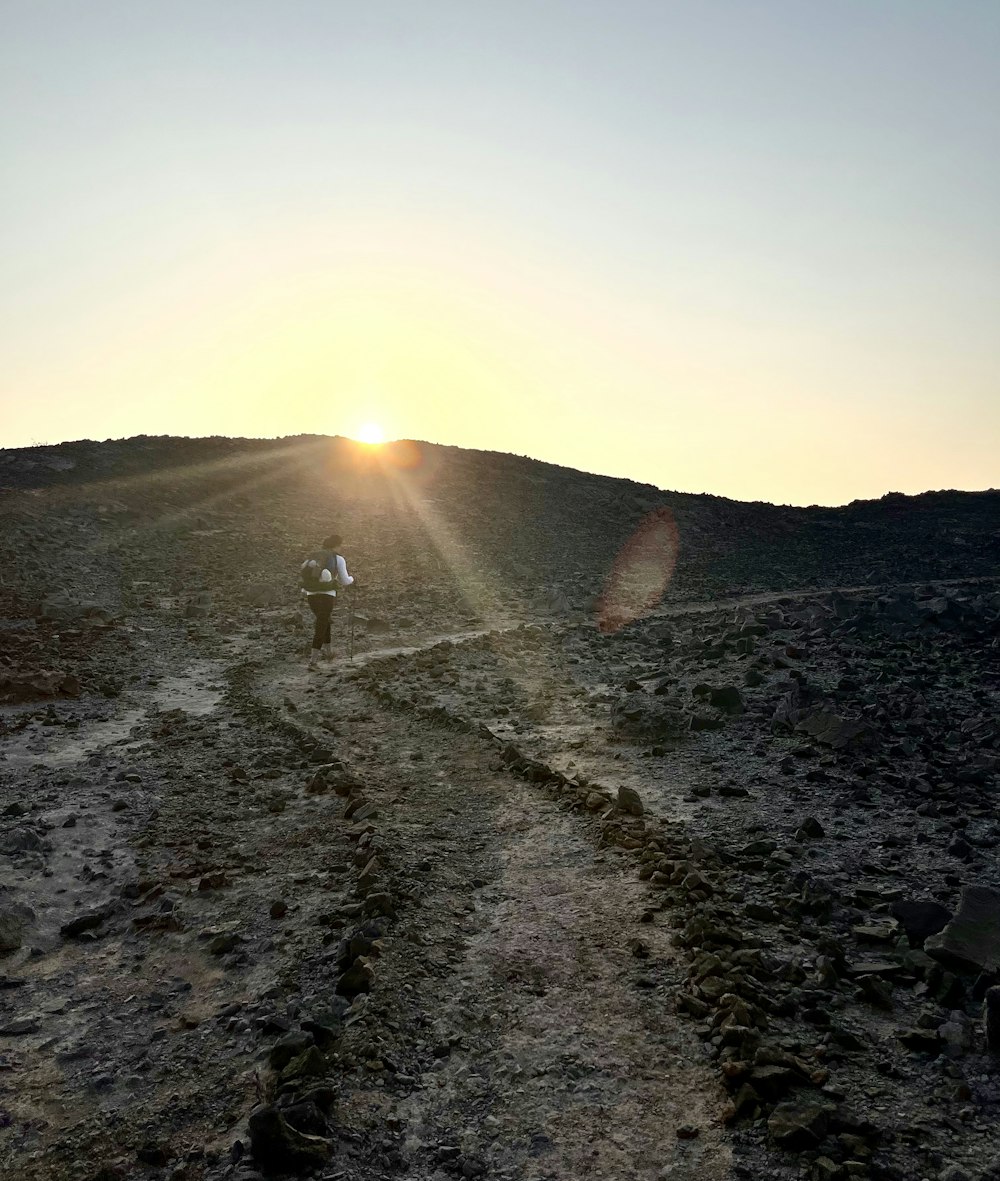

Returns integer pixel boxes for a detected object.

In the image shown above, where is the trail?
[328,573,1000,672]
[267,654,733,1181]
[0,620,733,1180]
[635,574,1000,624]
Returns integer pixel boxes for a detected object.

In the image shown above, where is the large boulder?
[534,586,573,615]
[926,886,1000,974]
[876,593,922,626]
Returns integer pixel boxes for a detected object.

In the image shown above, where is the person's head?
[322,534,342,551]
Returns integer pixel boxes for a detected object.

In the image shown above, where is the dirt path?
[650,573,1000,620]
[0,622,735,1180]
[272,659,733,1180]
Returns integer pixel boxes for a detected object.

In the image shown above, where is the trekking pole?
[348,587,357,661]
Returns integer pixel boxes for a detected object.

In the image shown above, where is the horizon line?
[1,429,997,513]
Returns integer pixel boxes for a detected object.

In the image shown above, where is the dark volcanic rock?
[767,1100,835,1150]
[0,903,35,954]
[985,986,1000,1055]
[708,685,744,714]
[0,668,82,701]
[268,1032,314,1071]
[60,907,111,938]
[335,956,374,998]
[890,899,952,946]
[1,827,44,854]
[925,886,1000,974]
[612,693,687,742]
[617,785,644,816]
[897,1027,942,1054]
[247,1104,331,1171]
[794,710,877,751]
[694,684,745,715]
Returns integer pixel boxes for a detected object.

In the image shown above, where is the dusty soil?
[1,436,999,1181]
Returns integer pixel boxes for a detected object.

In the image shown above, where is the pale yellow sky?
[2,2,998,506]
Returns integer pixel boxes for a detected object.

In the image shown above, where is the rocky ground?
[1,436,998,1181]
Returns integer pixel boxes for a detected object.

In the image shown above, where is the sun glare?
[355,422,385,445]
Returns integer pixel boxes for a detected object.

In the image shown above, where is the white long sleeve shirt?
[302,553,354,597]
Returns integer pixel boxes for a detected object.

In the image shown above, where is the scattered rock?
[268,1032,314,1071]
[135,1142,171,1167]
[336,957,374,998]
[1,1013,42,1035]
[797,816,824,839]
[939,1010,973,1057]
[208,931,241,955]
[767,1101,834,1150]
[897,1027,941,1054]
[617,785,644,816]
[279,1045,327,1084]
[794,710,876,751]
[693,684,744,715]
[0,669,82,701]
[0,828,44,854]
[985,986,1000,1055]
[61,907,110,939]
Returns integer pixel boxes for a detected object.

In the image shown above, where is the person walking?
[300,534,355,667]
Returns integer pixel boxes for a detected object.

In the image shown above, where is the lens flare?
[596,507,680,634]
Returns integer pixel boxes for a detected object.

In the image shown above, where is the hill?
[1,434,998,627]
[1,435,998,1181]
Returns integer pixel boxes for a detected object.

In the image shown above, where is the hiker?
[301,534,355,666]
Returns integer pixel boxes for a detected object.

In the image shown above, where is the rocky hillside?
[1,435,999,1181]
[1,431,997,728]
[1,433,998,615]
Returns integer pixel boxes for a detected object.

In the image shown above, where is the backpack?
[301,550,340,593]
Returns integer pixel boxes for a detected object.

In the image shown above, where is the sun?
[355,422,385,445]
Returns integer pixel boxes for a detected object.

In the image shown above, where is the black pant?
[306,594,336,649]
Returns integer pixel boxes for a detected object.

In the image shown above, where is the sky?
[2,0,998,506]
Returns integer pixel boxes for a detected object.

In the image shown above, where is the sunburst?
[355,422,385,445]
